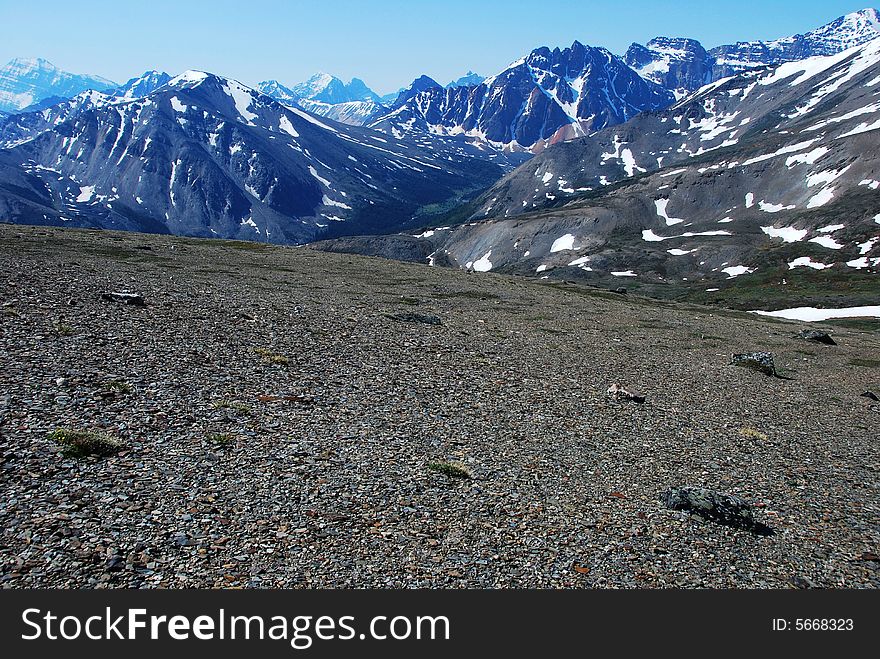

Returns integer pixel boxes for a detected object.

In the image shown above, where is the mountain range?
[0,7,878,308]
[0,71,502,243]
[625,7,880,94]
[324,33,880,311]
[0,57,117,113]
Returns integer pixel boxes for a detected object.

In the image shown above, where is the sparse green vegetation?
[54,322,74,336]
[208,432,236,447]
[254,347,289,365]
[739,428,769,442]
[49,428,125,458]
[428,461,471,479]
[213,399,252,414]
[105,379,132,394]
[849,358,880,368]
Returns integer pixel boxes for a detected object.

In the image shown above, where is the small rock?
[101,292,146,307]
[386,312,442,326]
[860,391,879,402]
[730,352,776,376]
[613,287,627,295]
[105,555,125,572]
[797,329,836,345]
[606,383,645,403]
[660,486,774,536]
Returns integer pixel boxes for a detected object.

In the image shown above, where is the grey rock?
[731,352,776,376]
[606,383,645,403]
[101,292,146,307]
[798,329,836,345]
[660,486,774,536]
[860,390,879,402]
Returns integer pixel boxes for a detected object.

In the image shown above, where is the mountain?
[257,75,385,126]
[289,72,382,104]
[626,8,880,93]
[389,75,443,107]
[0,57,116,113]
[321,38,880,310]
[0,71,504,244]
[368,42,674,153]
[623,38,712,96]
[116,70,172,100]
[447,71,485,88]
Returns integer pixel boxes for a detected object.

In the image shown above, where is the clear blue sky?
[0,0,872,93]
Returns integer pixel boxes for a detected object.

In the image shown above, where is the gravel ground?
[1,224,878,588]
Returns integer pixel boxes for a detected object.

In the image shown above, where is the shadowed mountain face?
[316,39,880,309]
[368,42,675,153]
[625,8,880,94]
[0,71,504,243]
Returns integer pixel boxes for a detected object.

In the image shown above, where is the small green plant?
[3,306,19,316]
[54,322,75,336]
[208,432,235,447]
[213,399,252,414]
[254,347,289,365]
[428,461,471,479]
[739,427,768,442]
[49,428,125,458]
[105,379,132,394]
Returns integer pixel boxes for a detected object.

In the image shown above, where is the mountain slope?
[0,71,503,244]
[368,42,675,153]
[258,76,386,126]
[0,58,116,113]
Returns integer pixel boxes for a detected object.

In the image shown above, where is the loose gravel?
[1,225,878,588]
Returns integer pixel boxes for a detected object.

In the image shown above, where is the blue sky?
[0,1,872,93]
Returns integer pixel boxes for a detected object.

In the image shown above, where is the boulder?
[101,292,146,307]
[730,352,776,376]
[660,486,773,536]
[797,329,836,345]
[606,383,645,403]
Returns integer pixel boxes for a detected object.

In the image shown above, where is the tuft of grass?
[3,306,18,317]
[208,432,236,447]
[213,399,252,414]
[428,461,471,479]
[254,347,289,365]
[49,428,125,458]
[54,322,75,336]
[739,427,768,442]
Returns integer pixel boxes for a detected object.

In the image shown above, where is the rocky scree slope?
[0,224,878,588]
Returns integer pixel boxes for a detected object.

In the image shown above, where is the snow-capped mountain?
[446,71,485,88]
[366,38,880,304]
[289,72,382,104]
[0,58,116,113]
[116,70,172,100]
[627,8,880,93]
[257,75,385,126]
[368,42,674,153]
[0,71,504,243]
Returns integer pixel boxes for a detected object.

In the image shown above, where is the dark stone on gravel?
[105,555,125,572]
[606,383,645,403]
[730,352,776,376]
[798,330,836,345]
[660,486,774,536]
[613,287,627,294]
[386,312,442,325]
[101,292,146,307]
[860,391,879,401]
